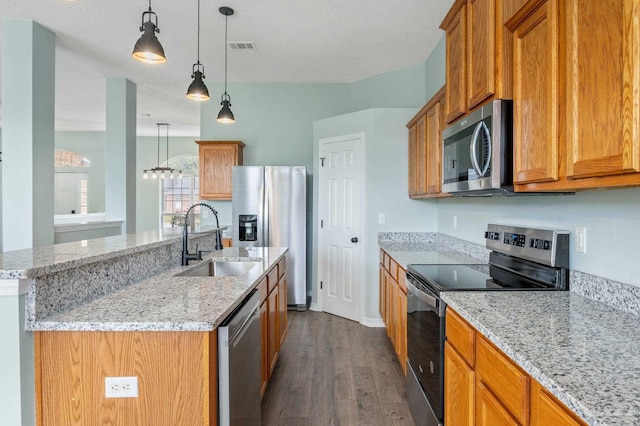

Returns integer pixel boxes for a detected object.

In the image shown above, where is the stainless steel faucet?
[182,203,224,266]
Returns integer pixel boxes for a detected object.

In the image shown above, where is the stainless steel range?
[405,224,570,426]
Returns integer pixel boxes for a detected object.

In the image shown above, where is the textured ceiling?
[0,0,453,136]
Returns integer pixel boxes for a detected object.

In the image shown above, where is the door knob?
[351,237,358,243]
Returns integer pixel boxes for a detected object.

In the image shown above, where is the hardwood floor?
[261,311,416,426]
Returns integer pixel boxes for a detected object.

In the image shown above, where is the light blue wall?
[349,63,427,111]
[199,82,352,226]
[425,35,446,99]
[55,131,106,213]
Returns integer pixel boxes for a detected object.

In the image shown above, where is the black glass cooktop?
[407,263,556,293]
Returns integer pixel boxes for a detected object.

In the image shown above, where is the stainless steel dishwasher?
[218,289,261,425]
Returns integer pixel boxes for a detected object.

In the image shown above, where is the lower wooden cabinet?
[35,331,218,425]
[261,256,288,397]
[530,380,587,426]
[445,308,586,426]
[444,341,475,425]
[379,249,408,375]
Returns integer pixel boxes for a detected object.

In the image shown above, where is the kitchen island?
[0,230,286,425]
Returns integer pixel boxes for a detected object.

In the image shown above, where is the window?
[54,150,90,167]
[160,155,200,229]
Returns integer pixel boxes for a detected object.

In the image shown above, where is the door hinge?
[320,281,323,290]
[320,157,326,167]
[321,220,324,228]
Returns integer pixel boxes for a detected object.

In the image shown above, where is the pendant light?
[186,0,210,100]
[143,123,182,180]
[132,0,167,64]
[217,7,235,124]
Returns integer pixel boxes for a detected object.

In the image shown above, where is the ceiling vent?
[228,42,256,50]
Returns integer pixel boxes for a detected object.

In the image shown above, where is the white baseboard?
[309,302,321,312]
[362,316,385,328]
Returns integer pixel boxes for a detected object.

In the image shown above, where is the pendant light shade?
[217,95,235,123]
[132,1,166,64]
[217,7,235,124]
[187,66,210,101]
[186,0,210,101]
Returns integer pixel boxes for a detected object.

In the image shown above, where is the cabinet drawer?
[446,308,475,367]
[476,336,529,424]
[257,277,268,303]
[383,251,391,271]
[277,257,286,279]
[267,267,279,293]
[397,268,407,293]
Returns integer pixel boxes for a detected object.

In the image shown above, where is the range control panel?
[484,224,570,268]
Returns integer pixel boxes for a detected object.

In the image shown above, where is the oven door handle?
[406,278,439,309]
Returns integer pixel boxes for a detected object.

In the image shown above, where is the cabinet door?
[510,0,559,184]
[564,0,640,179]
[278,273,287,346]
[445,343,475,426]
[531,380,586,426]
[267,288,279,378]
[416,115,428,195]
[386,276,397,348]
[379,263,387,321]
[408,123,418,197]
[443,1,468,123]
[425,99,444,194]
[467,0,496,108]
[396,288,407,375]
[198,142,242,200]
[476,382,521,426]
[260,301,269,399]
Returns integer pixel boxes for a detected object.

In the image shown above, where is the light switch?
[575,227,587,253]
[378,213,386,225]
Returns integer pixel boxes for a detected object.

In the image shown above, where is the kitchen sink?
[177,260,261,277]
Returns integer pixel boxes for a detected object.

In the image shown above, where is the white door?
[54,172,88,215]
[318,133,364,323]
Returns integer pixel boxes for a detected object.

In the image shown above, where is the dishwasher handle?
[230,300,259,346]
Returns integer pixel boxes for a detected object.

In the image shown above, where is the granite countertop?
[29,246,287,332]
[442,291,640,426]
[378,241,487,269]
[0,230,188,279]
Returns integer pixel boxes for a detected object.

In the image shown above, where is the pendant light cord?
[196,0,201,64]
[156,124,160,167]
[224,13,228,94]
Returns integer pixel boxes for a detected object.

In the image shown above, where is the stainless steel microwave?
[442,99,513,195]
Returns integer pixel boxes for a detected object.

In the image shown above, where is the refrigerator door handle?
[263,187,270,246]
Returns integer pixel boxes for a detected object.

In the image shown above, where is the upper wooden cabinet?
[406,86,449,199]
[196,141,245,200]
[440,0,513,123]
[508,0,640,191]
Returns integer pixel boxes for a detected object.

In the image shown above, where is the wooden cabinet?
[222,238,232,247]
[196,141,245,200]
[445,309,476,426]
[261,256,288,395]
[530,380,587,426]
[378,249,407,375]
[441,0,467,122]
[406,86,449,199]
[445,307,586,426]
[508,0,640,192]
[35,331,218,425]
[440,0,512,123]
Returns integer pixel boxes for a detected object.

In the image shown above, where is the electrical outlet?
[378,213,386,225]
[105,377,139,398]
[575,227,587,253]
[453,215,458,229]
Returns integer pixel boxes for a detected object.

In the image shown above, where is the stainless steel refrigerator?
[232,166,307,310]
